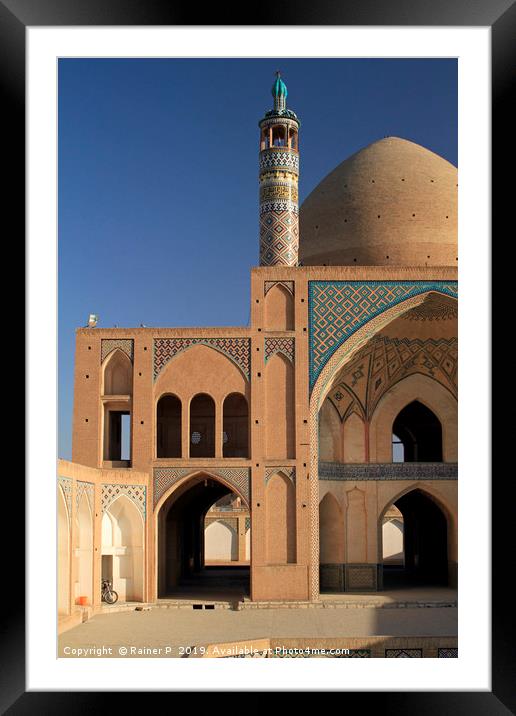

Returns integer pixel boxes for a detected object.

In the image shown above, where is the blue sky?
[58,58,457,459]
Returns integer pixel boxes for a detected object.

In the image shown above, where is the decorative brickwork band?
[308,281,458,390]
[264,337,295,364]
[265,467,296,485]
[101,484,146,519]
[319,462,458,481]
[76,480,94,511]
[264,280,294,296]
[153,338,251,381]
[153,467,251,509]
[101,339,134,363]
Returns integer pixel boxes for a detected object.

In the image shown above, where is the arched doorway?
[381,489,449,588]
[157,474,250,600]
[392,401,443,462]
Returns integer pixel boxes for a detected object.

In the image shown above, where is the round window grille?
[191,431,202,444]
[223,432,229,444]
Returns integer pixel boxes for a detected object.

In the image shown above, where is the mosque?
[57,73,458,616]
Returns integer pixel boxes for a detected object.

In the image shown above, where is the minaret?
[258,72,300,266]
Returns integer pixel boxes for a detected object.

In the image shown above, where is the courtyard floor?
[59,587,457,658]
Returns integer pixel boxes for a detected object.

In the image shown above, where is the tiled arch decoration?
[154,338,251,381]
[308,281,458,392]
[153,467,251,509]
[264,337,295,364]
[307,283,458,601]
[101,339,134,364]
[101,484,146,519]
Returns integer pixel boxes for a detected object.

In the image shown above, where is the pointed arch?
[265,282,294,331]
[204,520,238,562]
[369,373,457,462]
[319,397,342,462]
[222,392,249,458]
[378,486,452,587]
[342,411,366,463]
[102,348,133,396]
[265,353,295,459]
[156,393,182,458]
[319,492,344,563]
[74,493,93,605]
[103,494,144,602]
[57,486,70,615]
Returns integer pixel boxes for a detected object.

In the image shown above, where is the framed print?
[3,0,513,709]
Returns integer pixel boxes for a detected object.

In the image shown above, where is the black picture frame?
[5,0,513,709]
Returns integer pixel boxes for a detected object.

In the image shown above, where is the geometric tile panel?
[308,281,458,390]
[260,209,299,267]
[153,467,251,509]
[76,480,95,511]
[101,484,146,519]
[101,339,134,363]
[385,649,423,658]
[345,564,377,591]
[438,648,458,658]
[153,338,251,381]
[264,337,295,364]
[245,517,251,531]
[265,467,296,485]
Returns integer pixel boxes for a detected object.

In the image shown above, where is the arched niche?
[58,487,70,615]
[345,487,367,563]
[319,492,344,564]
[264,283,294,331]
[204,521,238,562]
[318,398,342,462]
[101,495,144,602]
[369,374,457,462]
[102,349,133,396]
[266,473,296,564]
[156,394,182,458]
[223,393,249,458]
[343,411,366,463]
[265,353,295,459]
[74,493,93,605]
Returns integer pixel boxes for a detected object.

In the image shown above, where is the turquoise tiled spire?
[272,71,287,111]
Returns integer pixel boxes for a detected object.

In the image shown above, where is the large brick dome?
[299,137,457,266]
